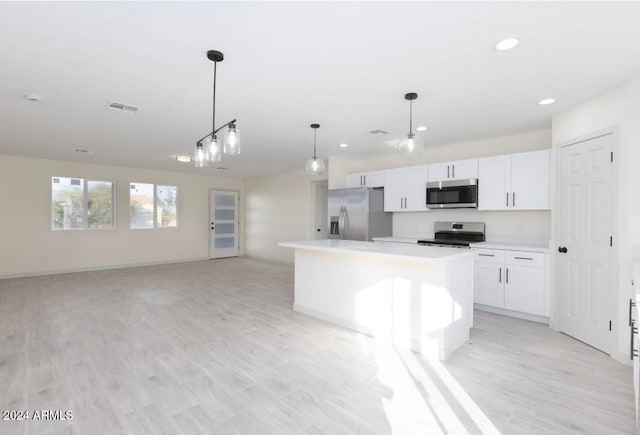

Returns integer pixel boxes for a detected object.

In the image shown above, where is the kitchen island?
[278,239,475,360]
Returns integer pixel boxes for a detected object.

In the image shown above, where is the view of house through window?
[51,177,114,230]
[130,183,178,229]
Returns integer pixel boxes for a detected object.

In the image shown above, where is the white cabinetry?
[346,170,385,188]
[384,165,428,212]
[478,149,550,210]
[428,158,478,182]
[473,248,546,317]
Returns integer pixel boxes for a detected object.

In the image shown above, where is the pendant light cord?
[313,128,317,159]
[212,61,217,137]
[409,99,413,136]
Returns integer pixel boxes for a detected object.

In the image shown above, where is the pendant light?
[194,50,240,167]
[397,92,424,157]
[305,123,326,175]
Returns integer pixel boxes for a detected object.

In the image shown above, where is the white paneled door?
[558,134,613,353]
[210,190,239,259]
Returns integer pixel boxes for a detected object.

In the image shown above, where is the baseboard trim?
[0,256,210,280]
[475,303,550,324]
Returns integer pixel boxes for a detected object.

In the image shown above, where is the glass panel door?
[210,190,239,258]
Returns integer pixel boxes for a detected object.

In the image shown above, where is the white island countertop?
[279,239,475,263]
[471,241,550,253]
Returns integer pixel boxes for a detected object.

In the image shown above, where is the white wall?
[628,79,640,245]
[244,169,327,263]
[551,79,638,362]
[393,210,550,242]
[0,154,243,277]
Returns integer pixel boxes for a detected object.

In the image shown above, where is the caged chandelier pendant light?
[305,123,326,175]
[194,50,240,168]
[397,92,424,157]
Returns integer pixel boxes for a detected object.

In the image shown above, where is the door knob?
[558,246,568,253]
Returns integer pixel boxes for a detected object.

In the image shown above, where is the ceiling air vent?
[108,101,141,113]
[367,129,389,135]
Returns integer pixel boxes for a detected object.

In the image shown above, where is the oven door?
[426,179,477,208]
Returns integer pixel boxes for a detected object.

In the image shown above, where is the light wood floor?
[0,258,635,434]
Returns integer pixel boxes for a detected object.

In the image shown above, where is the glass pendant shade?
[398,133,424,157]
[305,157,326,175]
[194,143,208,167]
[205,136,222,162]
[223,124,240,155]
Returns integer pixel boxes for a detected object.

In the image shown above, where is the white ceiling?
[1,2,640,179]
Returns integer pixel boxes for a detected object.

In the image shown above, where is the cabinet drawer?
[504,251,544,267]
[473,249,504,263]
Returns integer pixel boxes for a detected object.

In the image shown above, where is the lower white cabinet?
[473,248,545,317]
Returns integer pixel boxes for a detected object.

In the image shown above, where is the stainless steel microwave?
[426,179,478,208]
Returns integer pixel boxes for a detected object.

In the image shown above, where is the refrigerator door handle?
[338,206,347,240]
[342,206,349,239]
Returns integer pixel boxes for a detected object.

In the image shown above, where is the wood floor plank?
[0,258,635,434]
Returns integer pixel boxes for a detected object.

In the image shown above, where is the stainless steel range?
[417,222,485,248]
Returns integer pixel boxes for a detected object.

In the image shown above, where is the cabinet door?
[511,149,550,210]
[345,173,363,188]
[427,162,451,182]
[364,170,385,188]
[478,154,511,211]
[504,265,545,315]
[383,168,404,212]
[404,165,429,211]
[449,159,478,180]
[474,261,505,307]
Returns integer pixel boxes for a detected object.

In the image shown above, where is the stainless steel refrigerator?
[328,187,392,241]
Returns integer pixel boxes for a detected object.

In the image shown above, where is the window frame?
[51,176,116,231]
[155,184,179,229]
[129,182,179,230]
[86,179,116,231]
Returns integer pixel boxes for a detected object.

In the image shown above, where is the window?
[156,185,178,228]
[51,177,114,230]
[130,183,178,229]
[87,180,115,229]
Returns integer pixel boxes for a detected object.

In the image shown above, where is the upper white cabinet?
[346,170,385,188]
[427,158,478,182]
[384,165,429,212]
[478,149,550,211]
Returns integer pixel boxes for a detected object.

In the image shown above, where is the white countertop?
[279,239,475,263]
[471,241,551,253]
[373,237,550,253]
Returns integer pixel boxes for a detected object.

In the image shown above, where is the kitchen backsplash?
[393,210,551,243]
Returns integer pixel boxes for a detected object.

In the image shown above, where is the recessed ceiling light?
[339,143,348,148]
[538,98,556,106]
[416,126,428,132]
[73,148,94,154]
[494,37,520,51]
[176,155,192,163]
